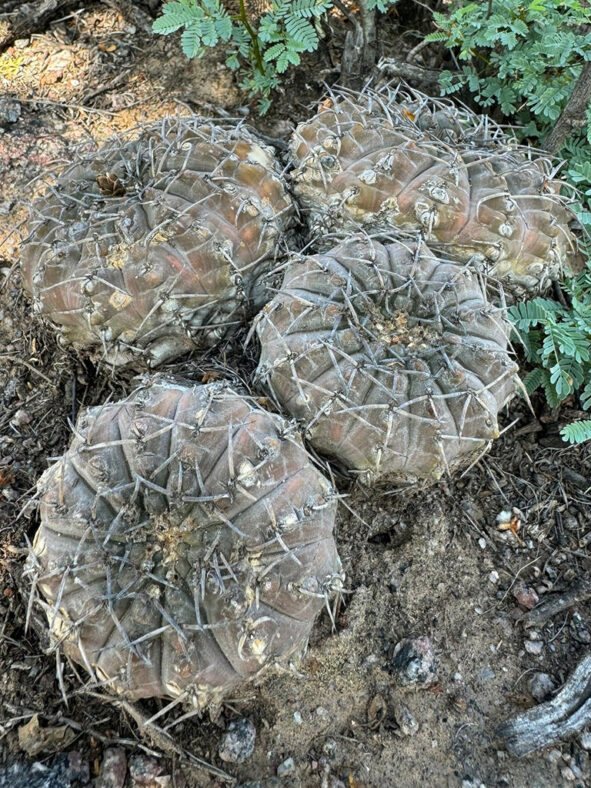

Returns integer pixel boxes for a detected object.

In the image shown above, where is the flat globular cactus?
[290,87,581,292]
[27,378,341,707]
[21,118,294,367]
[255,237,518,485]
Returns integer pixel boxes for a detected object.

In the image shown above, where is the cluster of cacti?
[290,86,581,292]
[255,236,518,485]
[21,118,294,367]
[20,87,582,708]
[27,378,341,705]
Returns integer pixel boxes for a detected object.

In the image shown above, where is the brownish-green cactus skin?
[290,87,581,293]
[21,118,294,367]
[255,237,518,485]
[27,378,341,707]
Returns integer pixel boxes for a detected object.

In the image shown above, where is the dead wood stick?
[376,57,445,93]
[544,61,591,154]
[524,576,591,628]
[497,654,591,757]
[340,0,378,89]
[0,0,82,52]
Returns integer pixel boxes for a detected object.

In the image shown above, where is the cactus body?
[255,237,518,485]
[21,119,294,367]
[28,378,341,706]
[290,87,580,292]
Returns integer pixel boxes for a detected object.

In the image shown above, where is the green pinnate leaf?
[561,420,591,443]
[153,1,198,34]
[285,16,317,50]
[276,49,291,72]
[215,13,233,41]
[523,366,546,395]
[264,42,286,62]
[181,23,202,57]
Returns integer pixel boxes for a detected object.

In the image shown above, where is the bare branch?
[543,61,591,154]
[498,655,591,757]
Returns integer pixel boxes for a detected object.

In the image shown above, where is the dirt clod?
[529,673,556,702]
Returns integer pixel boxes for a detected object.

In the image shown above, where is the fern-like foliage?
[153,0,398,112]
[509,273,591,443]
[429,0,591,240]
[428,0,591,126]
[561,420,591,444]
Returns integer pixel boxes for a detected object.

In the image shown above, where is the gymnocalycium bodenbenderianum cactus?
[255,236,518,485]
[290,86,581,293]
[21,118,294,368]
[26,378,342,706]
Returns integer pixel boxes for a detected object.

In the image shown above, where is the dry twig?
[498,655,591,756]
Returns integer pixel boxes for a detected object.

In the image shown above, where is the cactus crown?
[21,117,294,368]
[27,378,342,706]
[255,236,518,484]
[290,85,581,293]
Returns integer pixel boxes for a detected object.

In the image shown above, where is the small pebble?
[570,612,591,644]
[524,640,543,655]
[66,751,89,784]
[293,711,302,725]
[528,672,555,702]
[96,748,127,788]
[561,766,576,782]
[129,753,168,786]
[390,636,437,687]
[489,570,499,584]
[479,667,495,682]
[478,538,487,549]
[277,757,295,777]
[513,581,539,610]
[0,98,21,125]
[393,703,418,736]
[218,718,256,764]
[545,565,558,581]
[547,749,562,764]
[10,409,30,429]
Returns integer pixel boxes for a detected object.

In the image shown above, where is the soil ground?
[0,4,590,787]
